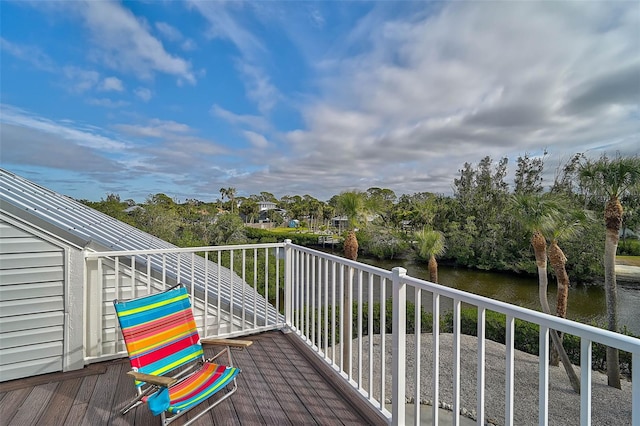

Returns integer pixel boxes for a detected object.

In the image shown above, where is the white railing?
[85,240,640,425]
[83,243,286,361]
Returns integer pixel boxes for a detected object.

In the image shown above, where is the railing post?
[284,240,293,327]
[391,267,407,426]
[633,352,639,426]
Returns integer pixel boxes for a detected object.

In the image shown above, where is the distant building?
[258,201,277,211]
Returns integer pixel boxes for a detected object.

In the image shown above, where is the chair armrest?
[200,338,253,349]
[127,371,177,387]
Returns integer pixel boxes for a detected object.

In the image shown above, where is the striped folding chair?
[114,284,252,425]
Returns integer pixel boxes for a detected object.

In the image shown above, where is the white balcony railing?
[84,240,640,425]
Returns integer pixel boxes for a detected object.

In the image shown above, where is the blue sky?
[1,1,638,203]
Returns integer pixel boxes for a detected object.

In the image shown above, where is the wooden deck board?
[39,378,83,426]
[9,381,57,425]
[0,330,385,426]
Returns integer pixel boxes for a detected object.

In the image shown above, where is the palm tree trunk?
[428,255,438,283]
[549,241,569,366]
[604,196,622,389]
[604,227,621,388]
[532,232,580,393]
[344,230,358,261]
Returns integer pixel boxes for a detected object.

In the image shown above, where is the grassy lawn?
[617,256,640,267]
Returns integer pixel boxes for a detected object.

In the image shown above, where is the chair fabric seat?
[154,362,239,414]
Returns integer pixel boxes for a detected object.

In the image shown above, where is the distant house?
[331,215,349,229]
[258,208,287,223]
[258,201,277,211]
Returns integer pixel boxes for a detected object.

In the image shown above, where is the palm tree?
[579,154,640,389]
[546,207,592,365]
[415,228,446,283]
[335,191,366,260]
[511,194,580,392]
[227,187,237,214]
[219,187,228,207]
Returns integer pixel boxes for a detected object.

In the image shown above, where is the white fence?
[85,241,640,425]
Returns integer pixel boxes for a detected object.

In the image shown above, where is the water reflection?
[357,256,638,335]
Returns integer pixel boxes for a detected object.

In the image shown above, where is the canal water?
[356,255,640,336]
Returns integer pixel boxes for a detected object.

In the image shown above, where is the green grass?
[617,256,640,267]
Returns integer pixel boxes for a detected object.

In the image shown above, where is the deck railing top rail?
[401,273,640,353]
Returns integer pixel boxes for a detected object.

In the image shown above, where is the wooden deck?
[0,330,386,425]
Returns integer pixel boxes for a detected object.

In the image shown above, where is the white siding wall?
[84,257,238,361]
[0,220,65,381]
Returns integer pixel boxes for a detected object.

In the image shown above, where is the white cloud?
[187,1,264,58]
[134,87,153,102]
[181,39,196,52]
[1,104,127,152]
[210,104,270,132]
[243,130,269,148]
[115,118,192,138]
[189,2,279,112]
[261,2,639,197]
[74,1,195,84]
[236,61,280,114]
[155,22,182,41]
[0,37,56,72]
[62,66,100,93]
[99,76,124,92]
[87,98,129,108]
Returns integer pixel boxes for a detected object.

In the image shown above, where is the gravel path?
[352,333,633,425]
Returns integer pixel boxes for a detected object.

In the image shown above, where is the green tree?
[335,191,367,260]
[239,199,259,223]
[511,193,580,392]
[210,213,246,245]
[546,204,593,365]
[219,187,237,213]
[579,154,640,389]
[414,228,446,283]
[514,151,546,196]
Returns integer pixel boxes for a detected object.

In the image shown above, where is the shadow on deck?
[0,330,385,425]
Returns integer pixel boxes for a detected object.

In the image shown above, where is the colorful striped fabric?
[114,286,203,379]
[166,362,238,414]
[114,285,242,418]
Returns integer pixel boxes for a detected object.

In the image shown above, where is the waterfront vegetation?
[83,153,640,286]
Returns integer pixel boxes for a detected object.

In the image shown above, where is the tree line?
[83,152,639,287]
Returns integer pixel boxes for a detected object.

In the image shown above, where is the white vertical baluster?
[311,255,316,346]
[358,269,363,388]
[380,277,386,413]
[324,258,329,358]
[453,299,461,426]
[539,325,549,426]
[415,286,422,424]
[391,267,407,426]
[505,315,515,426]
[632,353,639,426]
[264,247,269,327]
[204,252,209,336]
[433,293,440,425]
[339,263,345,372]
[368,272,374,400]
[580,338,592,426]
[254,248,258,327]
[477,307,486,426]
[331,260,336,363]
[242,249,246,331]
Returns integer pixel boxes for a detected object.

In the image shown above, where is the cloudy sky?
[1,1,638,202]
